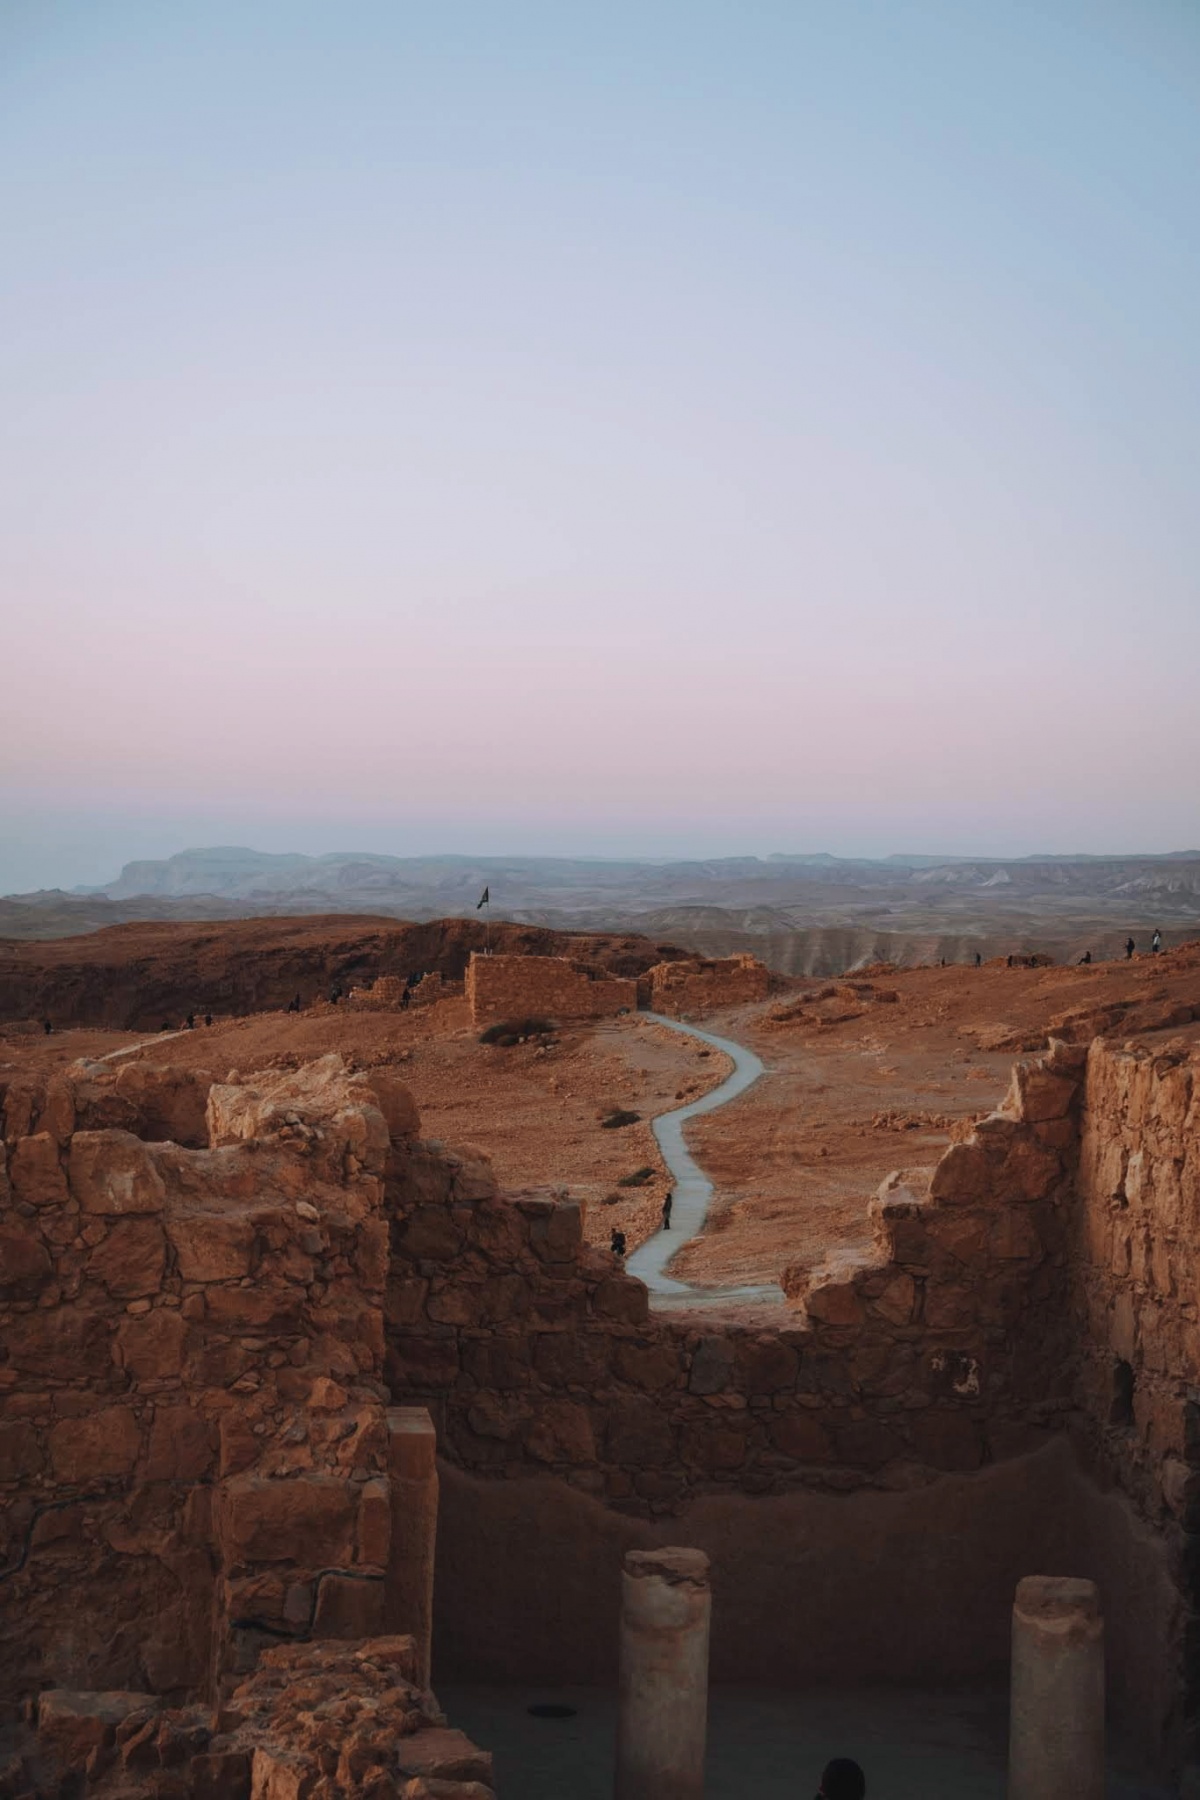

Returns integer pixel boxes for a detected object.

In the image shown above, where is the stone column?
[385,1407,439,1689]
[1008,1575,1104,1800]
[614,1547,710,1800]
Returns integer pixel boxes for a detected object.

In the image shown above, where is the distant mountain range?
[2,845,1198,970]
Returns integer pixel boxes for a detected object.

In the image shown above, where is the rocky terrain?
[0,917,684,1032]
[5,919,1197,1300]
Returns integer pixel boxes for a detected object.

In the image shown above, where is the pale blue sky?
[1,2,1197,890]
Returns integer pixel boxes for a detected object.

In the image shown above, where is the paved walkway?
[624,1012,782,1310]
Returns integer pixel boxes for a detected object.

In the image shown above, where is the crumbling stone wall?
[383,1042,1087,1511]
[645,953,770,1017]
[14,1635,495,1800]
[0,1055,425,1705]
[464,953,637,1026]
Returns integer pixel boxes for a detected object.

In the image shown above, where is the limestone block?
[523,1400,596,1464]
[688,1337,734,1394]
[69,1131,166,1215]
[613,1339,680,1391]
[395,1730,494,1786]
[1009,1064,1079,1123]
[167,1211,256,1282]
[362,1069,421,1140]
[115,1307,188,1380]
[733,1337,799,1393]
[869,1270,916,1324]
[0,1218,52,1292]
[144,1404,216,1481]
[0,1420,44,1480]
[929,1141,995,1206]
[311,1573,386,1639]
[10,1133,68,1207]
[217,1474,360,1569]
[87,1217,166,1297]
[38,1690,159,1765]
[399,1207,465,1261]
[593,1274,650,1323]
[48,1406,141,1482]
[528,1200,583,1262]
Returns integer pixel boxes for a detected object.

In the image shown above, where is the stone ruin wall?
[385,1043,1087,1510]
[645,953,771,1017]
[0,1056,425,1697]
[3,1028,1199,1779]
[0,1053,498,1798]
[464,953,637,1026]
[352,974,462,1011]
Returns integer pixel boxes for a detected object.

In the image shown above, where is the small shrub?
[600,1109,641,1130]
[617,1166,655,1188]
[479,1016,555,1047]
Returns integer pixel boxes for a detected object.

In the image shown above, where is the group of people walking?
[610,1191,674,1260]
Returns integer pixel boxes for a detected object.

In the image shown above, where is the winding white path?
[624,1013,783,1310]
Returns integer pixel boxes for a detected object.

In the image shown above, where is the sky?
[1,0,1198,892]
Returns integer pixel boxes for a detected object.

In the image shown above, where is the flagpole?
[485,893,491,957]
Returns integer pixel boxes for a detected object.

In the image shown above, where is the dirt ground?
[3,942,1197,1291]
[0,998,727,1256]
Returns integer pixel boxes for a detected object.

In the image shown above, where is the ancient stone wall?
[0,1054,429,1706]
[14,1636,495,1800]
[646,954,771,1017]
[464,953,637,1026]
[384,1043,1088,1512]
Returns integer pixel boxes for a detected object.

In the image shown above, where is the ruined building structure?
[463,949,770,1026]
[2,1032,1199,1789]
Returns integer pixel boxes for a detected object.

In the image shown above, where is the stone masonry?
[644,954,770,1017]
[465,953,637,1026]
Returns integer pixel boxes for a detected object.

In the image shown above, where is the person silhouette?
[816,1757,866,1799]
[662,1192,674,1230]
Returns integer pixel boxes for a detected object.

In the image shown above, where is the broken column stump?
[614,1546,711,1800]
[1008,1575,1104,1800]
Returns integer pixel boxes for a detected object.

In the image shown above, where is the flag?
[477,886,490,909]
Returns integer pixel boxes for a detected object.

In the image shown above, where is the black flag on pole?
[477,886,490,909]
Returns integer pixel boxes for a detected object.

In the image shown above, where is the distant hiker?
[42,1018,52,1036]
[204,1012,213,1028]
[610,1228,627,1258]
[186,1012,196,1029]
[939,957,945,967]
[974,952,981,968]
[1152,928,1162,954]
[1006,954,1013,968]
[1079,951,1092,965]
[662,1192,674,1230]
[1125,937,1136,959]
[400,986,411,1011]
[817,1759,866,1800]
[329,984,342,1004]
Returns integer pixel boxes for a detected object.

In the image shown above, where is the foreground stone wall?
[645,954,771,1017]
[0,1055,424,1703]
[14,1636,494,1800]
[465,953,637,1026]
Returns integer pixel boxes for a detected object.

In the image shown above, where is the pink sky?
[2,2,1197,889]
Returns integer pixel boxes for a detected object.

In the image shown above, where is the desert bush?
[478,1017,555,1047]
[600,1108,641,1129]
